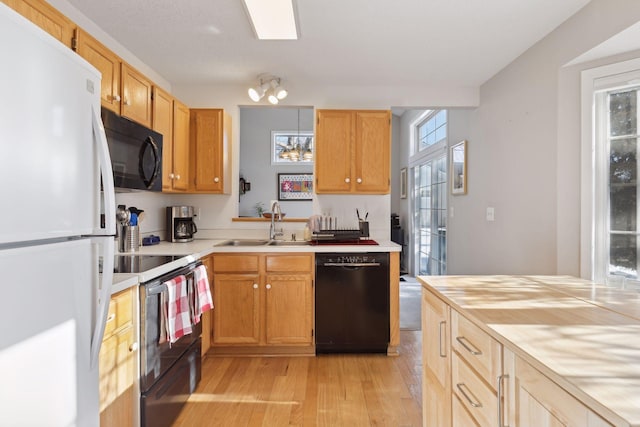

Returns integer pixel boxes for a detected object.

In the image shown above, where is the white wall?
[448,0,640,275]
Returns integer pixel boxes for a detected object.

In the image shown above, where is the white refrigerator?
[0,3,116,426]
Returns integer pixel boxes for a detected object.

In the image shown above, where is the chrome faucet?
[269,201,284,240]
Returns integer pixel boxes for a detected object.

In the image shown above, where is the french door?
[412,153,447,275]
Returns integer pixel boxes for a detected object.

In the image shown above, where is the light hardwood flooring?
[173,331,422,426]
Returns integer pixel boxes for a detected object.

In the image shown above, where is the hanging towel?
[194,264,213,320]
[161,275,192,344]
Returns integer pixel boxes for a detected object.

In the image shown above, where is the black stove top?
[113,255,180,273]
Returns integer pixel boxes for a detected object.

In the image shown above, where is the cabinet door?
[3,0,75,48]
[74,28,121,114]
[507,350,612,427]
[315,110,353,193]
[212,273,261,345]
[99,325,135,427]
[189,109,229,193]
[121,63,152,127]
[422,288,451,427]
[264,273,313,345]
[354,111,391,193]
[172,100,190,191]
[152,87,175,191]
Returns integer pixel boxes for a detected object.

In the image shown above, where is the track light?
[248,75,288,103]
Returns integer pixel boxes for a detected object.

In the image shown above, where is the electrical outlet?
[195,207,201,219]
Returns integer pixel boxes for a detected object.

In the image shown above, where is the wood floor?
[173,331,422,426]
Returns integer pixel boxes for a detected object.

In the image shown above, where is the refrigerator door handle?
[92,106,116,236]
[90,236,114,368]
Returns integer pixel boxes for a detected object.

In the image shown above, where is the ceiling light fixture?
[248,75,288,104]
[242,0,298,40]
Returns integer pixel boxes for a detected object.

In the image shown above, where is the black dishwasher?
[315,253,390,353]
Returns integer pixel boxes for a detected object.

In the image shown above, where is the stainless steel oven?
[138,260,202,427]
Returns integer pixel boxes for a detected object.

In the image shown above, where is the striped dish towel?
[194,264,213,322]
[159,275,192,345]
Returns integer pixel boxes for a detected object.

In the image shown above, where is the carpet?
[399,277,421,331]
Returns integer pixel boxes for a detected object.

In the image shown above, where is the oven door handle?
[322,262,381,267]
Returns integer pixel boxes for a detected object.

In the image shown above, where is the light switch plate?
[486,207,495,221]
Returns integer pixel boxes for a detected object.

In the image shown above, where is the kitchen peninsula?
[420,275,640,427]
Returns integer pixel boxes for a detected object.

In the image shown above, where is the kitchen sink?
[215,239,270,246]
[266,240,311,246]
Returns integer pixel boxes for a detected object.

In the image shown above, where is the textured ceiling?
[66,0,591,90]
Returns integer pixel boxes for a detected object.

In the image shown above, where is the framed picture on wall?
[278,173,313,200]
[400,167,407,199]
[450,140,467,195]
[271,131,314,165]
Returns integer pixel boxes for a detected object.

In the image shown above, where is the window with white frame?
[585,58,640,284]
[416,110,447,153]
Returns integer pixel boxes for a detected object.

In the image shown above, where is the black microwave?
[101,108,163,191]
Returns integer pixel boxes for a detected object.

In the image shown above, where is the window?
[596,86,640,280]
[584,58,640,284]
[416,110,447,152]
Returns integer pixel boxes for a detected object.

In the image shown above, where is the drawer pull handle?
[253,283,259,289]
[456,383,482,408]
[456,336,482,356]
[129,342,138,352]
[498,374,509,427]
[106,313,116,323]
[438,321,446,358]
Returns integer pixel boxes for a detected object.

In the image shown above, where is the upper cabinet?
[121,63,152,127]
[153,88,190,192]
[3,0,75,48]
[189,109,232,194]
[75,28,152,127]
[315,109,391,194]
[74,28,121,113]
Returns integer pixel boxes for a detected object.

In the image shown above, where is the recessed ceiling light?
[242,0,298,40]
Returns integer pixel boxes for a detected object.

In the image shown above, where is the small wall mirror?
[238,106,314,218]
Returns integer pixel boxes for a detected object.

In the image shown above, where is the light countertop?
[111,238,400,293]
[419,275,640,427]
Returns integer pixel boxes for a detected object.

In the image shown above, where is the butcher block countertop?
[418,275,640,427]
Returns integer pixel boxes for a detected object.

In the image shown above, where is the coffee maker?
[166,206,197,242]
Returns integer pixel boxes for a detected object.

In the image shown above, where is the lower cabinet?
[99,287,137,427]
[422,287,613,427]
[505,350,612,427]
[210,253,314,355]
[422,288,451,427]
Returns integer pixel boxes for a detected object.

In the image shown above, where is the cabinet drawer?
[451,309,501,390]
[104,288,133,336]
[213,254,259,273]
[453,393,480,427]
[265,254,312,272]
[452,352,498,427]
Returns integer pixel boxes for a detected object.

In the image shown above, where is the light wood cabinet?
[153,88,189,192]
[75,29,152,127]
[121,63,152,127]
[422,288,451,427]
[315,109,391,194]
[74,28,121,114]
[210,253,314,355]
[2,0,75,48]
[422,285,614,427]
[189,109,232,194]
[505,350,612,427]
[99,288,137,427]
